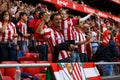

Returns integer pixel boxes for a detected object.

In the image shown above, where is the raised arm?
[79,13,93,22]
[36,12,50,35]
[36,20,46,35]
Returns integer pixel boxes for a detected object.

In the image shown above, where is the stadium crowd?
[0,0,120,77]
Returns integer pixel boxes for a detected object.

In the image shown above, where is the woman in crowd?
[0,10,18,61]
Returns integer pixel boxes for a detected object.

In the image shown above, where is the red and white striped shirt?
[0,22,16,42]
[75,28,87,54]
[16,20,27,41]
[44,26,69,60]
[61,18,78,41]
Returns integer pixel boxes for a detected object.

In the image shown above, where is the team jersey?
[16,20,28,41]
[61,18,78,41]
[0,22,17,42]
[44,26,70,60]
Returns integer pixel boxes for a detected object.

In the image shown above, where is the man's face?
[60,10,68,20]
[53,15,62,28]
[83,24,90,33]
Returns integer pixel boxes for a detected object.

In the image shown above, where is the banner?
[47,62,101,80]
[43,0,120,23]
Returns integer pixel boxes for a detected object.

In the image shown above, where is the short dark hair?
[19,12,27,19]
[50,12,60,21]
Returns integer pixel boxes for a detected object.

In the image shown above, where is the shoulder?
[9,22,15,27]
[35,19,42,27]
[36,19,42,24]
[16,21,21,26]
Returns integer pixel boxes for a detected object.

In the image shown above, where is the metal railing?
[0,62,120,80]
[0,62,120,68]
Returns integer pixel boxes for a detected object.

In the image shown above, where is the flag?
[70,63,83,80]
[81,62,102,80]
[47,63,73,80]
[47,62,101,80]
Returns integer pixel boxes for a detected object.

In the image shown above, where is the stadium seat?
[1,61,22,79]
[3,76,13,80]
[20,61,40,76]
[18,56,33,62]
[24,53,39,61]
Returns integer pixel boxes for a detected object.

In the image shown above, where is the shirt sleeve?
[72,18,78,25]
[44,28,52,38]
[115,35,119,43]
[16,22,21,28]
[29,19,33,28]
[79,14,91,22]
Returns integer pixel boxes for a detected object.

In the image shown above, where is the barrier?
[0,62,120,79]
[0,62,120,68]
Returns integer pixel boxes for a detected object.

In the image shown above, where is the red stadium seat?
[3,76,13,80]
[18,56,33,61]
[24,53,39,61]
[1,61,22,79]
[20,61,40,76]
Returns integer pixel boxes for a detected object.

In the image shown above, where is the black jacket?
[92,40,120,62]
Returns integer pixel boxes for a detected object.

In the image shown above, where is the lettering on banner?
[98,12,108,18]
[46,0,51,1]
[57,0,68,7]
[84,7,95,13]
[112,17,120,22]
[73,3,76,9]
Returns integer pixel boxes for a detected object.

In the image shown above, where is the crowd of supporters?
[0,0,120,76]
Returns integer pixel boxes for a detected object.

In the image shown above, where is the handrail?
[95,62,120,65]
[102,75,120,79]
[0,62,120,68]
[0,62,120,79]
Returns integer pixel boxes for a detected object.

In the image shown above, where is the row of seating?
[0,61,47,80]
[18,52,52,62]
[0,52,53,80]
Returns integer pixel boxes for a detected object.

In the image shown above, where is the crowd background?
[0,0,120,78]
